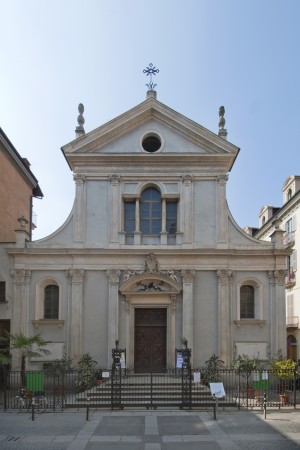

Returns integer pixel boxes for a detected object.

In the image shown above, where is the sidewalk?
[0,408,300,449]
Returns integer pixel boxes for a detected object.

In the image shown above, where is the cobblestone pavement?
[0,408,300,449]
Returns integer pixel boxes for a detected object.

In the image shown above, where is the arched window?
[140,188,162,235]
[44,285,59,319]
[240,285,255,319]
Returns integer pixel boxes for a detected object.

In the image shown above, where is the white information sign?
[102,371,110,378]
[209,383,225,398]
[120,352,126,369]
[193,372,201,384]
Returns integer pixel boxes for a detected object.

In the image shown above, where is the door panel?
[134,308,166,373]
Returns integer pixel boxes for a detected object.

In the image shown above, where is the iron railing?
[0,368,299,411]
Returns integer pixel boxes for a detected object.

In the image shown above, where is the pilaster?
[106,269,121,367]
[109,175,121,243]
[73,174,85,243]
[10,269,31,369]
[216,175,228,245]
[182,175,193,243]
[181,269,195,362]
[65,268,85,364]
[268,270,287,356]
[216,269,233,364]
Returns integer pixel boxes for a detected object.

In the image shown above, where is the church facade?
[3,91,289,370]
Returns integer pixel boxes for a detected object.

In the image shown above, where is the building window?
[44,285,59,319]
[287,188,292,201]
[0,282,5,302]
[166,201,177,235]
[140,188,162,235]
[240,285,255,319]
[124,201,136,235]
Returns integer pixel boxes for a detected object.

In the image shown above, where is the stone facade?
[1,94,290,370]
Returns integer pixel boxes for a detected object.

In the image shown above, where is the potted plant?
[202,354,224,384]
[232,354,260,400]
[44,357,73,395]
[271,355,296,404]
[75,353,97,391]
[95,368,105,385]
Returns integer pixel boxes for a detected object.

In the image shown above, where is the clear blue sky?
[1,0,299,239]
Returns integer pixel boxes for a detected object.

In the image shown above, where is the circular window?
[142,134,161,153]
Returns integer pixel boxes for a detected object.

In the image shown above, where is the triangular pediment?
[62,95,239,172]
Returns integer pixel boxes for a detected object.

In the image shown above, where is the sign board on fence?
[102,371,110,378]
[120,352,126,369]
[193,372,201,383]
[176,351,184,368]
[209,382,225,398]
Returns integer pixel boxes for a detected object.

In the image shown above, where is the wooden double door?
[134,308,166,373]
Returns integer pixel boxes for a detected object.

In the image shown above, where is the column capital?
[106,269,121,283]
[65,268,85,283]
[181,269,195,283]
[217,175,228,186]
[109,174,121,185]
[182,174,193,185]
[268,270,287,285]
[11,269,31,283]
[73,174,85,184]
[216,269,233,284]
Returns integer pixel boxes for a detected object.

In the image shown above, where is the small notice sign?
[209,382,225,398]
[193,372,201,384]
[102,371,110,378]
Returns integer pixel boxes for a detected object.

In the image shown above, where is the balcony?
[286,316,299,329]
[283,231,295,247]
[285,271,296,288]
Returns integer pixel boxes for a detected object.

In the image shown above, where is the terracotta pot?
[54,385,64,395]
[279,394,289,404]
[247,388,255,399]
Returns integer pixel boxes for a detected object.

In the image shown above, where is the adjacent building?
[0,127,43,346]
[1,92,290,371]
[252,176,300,361]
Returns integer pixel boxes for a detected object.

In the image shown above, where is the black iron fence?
[0,368,299,411]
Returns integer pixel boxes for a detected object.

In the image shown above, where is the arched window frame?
[34,278,64,326]
[236,279,264,326]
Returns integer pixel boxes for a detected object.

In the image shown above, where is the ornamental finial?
[218,105,227,139]
[75,103,85,137]
[143,63,159,91]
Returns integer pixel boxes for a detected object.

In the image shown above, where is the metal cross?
[143,63,159,91]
